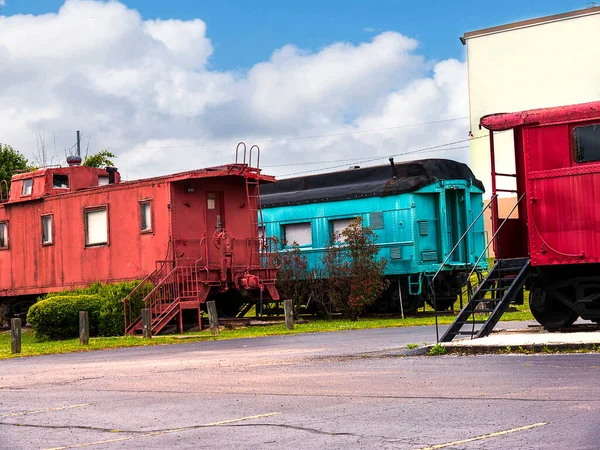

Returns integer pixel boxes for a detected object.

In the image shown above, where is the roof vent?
[66,155,82,166]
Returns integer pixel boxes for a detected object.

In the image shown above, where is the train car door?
[445,188,466,262]
[414,193,441,264]
[206,191,225,265]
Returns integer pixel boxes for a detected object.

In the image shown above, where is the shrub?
[322,217,388,320]
[27,295,105,340]
[32,280,144,339]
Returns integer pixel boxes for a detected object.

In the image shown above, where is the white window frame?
[331,218,354,243]
[0,221,8,249]
[140,200,153,233]
[41,214,53,245]
[21,178,33,196]
[84,206,109,247]
[283,222,312,247]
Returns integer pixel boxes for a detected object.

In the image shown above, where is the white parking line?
[0,404,91,418]
[416,422,548,449]
[44,412,281,450]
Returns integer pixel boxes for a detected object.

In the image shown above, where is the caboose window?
[0,222,7,248]
[284,223,312,247]
[140,201,152,233]
[21,179,33,196]
[41,215,53,245]
[53,174,69,189]
[573,124,600,163]
[85,207,108,246]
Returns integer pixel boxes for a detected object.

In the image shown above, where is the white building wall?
[465,8,600,195]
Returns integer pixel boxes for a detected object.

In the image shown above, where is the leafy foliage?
[82,149,116,168]
[27,295,105,340]
[272,241,309,318]
[0,144,33,197]
[28,280,144,340]
[321,217,388,320]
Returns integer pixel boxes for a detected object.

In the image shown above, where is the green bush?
[31,280,144,339]
[27,295,105,340]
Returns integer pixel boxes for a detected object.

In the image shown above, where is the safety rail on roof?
[235,142,261,170]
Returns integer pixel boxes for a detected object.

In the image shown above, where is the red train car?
[0,145,279,334]
[481,100,600,328]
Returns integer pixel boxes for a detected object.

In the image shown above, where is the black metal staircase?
[440,257,530,342]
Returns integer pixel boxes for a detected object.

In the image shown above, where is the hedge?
[27,295,105,340]
[28,280,144,340]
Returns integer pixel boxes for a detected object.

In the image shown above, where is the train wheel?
[529,285,578,330]
[425,295,457,311]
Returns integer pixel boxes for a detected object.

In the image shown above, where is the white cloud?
[0,0,470,180]
[0,1,5,8]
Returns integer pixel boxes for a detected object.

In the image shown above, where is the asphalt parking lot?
[1,324,600,449]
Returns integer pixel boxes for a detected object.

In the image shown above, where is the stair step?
[457,320,487,325]
[456,330,481,335]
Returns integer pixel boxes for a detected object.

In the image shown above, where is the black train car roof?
[260,158,485,208]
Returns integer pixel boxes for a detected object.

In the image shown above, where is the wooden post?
[207,301,219,336]
[79,311,89,345]
[141,308,152,339]
[11,318,21,354]
[284,299,294,330]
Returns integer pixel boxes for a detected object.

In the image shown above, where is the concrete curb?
[442,342,600,355]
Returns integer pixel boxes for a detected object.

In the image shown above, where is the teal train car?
[260,158,487,312]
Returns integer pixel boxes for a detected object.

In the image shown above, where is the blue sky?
[2,0,591,70]
[0,0,594,177]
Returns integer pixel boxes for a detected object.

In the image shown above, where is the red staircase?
[123,261,209,335]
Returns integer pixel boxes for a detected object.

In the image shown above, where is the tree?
[322,217,388,320]
[0,144,32,198]
[82,150,116,168]
[272,241,309,318]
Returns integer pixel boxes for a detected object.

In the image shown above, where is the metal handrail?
[431,194,497,284]
[467,193,525,281]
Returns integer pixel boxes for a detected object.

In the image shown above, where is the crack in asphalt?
[0,420,415,445]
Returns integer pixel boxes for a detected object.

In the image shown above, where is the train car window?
[283,223,312,246]
[573,124,600,163]
[21,179,33,196]
[98,176,109,186]
[140,201,152,233]
[0,222,7,248]
[53,174,69,189]
[85,207,108,246]
[331,218,353,242]
[41,215,53,245]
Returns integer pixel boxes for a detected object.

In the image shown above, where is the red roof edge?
[480,100,600,131]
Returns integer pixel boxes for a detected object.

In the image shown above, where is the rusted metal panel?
[480,100,600,131]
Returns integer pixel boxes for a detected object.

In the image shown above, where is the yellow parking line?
[44,412,281,450]
[0,404,91,418]
[416,422,548,450]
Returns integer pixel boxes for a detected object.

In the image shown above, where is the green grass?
[0,294,534,360]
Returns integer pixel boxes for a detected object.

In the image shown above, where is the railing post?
[79,311,89,345]
[11,318,21,354]
[142,308,152,339]
[284,299,294,330]
[207,301,220,336]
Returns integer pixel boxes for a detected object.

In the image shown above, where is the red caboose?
[0,145,279,334]
[481,100,600,328]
